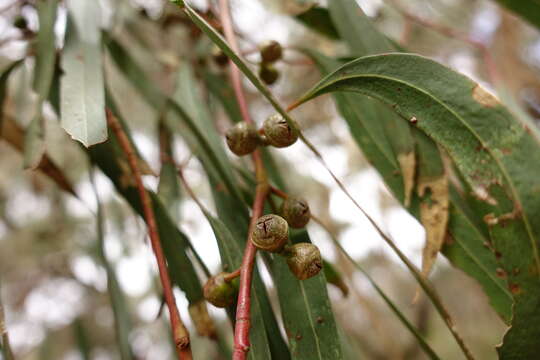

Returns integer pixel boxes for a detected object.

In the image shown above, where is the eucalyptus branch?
[106,109,192,360]
[217,1,270,358]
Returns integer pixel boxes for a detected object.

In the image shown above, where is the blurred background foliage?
[0,0,539,359]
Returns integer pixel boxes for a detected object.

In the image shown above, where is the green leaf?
[295,52,540,357]
[90,168,134,360]
[87,105,204,307]
[24,0,57,168]
[295,7,339,39]
[306,50,512,322]
[204,67,343,359]
[33,0,58,101]
[328,0,393,55]
[157,123,182,222]
[73,318,92,360]
[490,0,540,29]
[61,0,107,146]
[272,230,343,360]
[327,231,441,360]
[327,0,416,207]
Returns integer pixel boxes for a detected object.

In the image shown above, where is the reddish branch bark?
[106,109,192,360]
[217,0,270,358]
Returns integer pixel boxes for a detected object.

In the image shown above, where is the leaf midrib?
[310,71,540,276]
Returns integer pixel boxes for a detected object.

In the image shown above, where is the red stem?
[106,109,192,360]
[217,1,270,358]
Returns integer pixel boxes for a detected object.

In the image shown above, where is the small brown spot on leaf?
[295,333,302,341]
[509,283,521,295]
[409,116,418,124]
[495,251,502,259]
[496,268,507,278]
[472,84,499,107]
[512,268,520,276]
[316,316,324,324]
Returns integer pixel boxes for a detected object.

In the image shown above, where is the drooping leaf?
[414,130,449,278]
[87,107,204,309]
[157,122,181,222]
[327,0,417,209]
[24,0,57,168]
[489,0,540,30]
[295,7,339,39]
[306,49,512,322]
[73,318,92,360]
[294,53,540,357]
[90,168,134,360]
[203,64,343,359]
[33,0,58,101]
[272,230,343,360]
[61,0,107,146]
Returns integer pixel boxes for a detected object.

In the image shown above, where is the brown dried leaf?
[398,151,416,207]
[418,174,449,278]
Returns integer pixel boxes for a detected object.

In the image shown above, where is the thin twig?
[106,109,192,360]
[218,1,270,358]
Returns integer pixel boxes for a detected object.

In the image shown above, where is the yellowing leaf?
[398,151,416,207]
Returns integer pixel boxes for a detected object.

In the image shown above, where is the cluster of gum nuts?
[213,40,283,85]
[203,114,323,308]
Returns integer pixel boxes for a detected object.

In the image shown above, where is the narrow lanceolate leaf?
[272,230,343,360]
[205,69,342,359]
[490,0,540,30]
[294,53,540,358]
[33,0,57,101]
[25,0,57,168]
[157,122,181,222]
[87,111,205,311]
[307,50,512,322]
[73,318,92,360]
[327,0,417,208]
[90,169,134,360]
[414,130,449,278]
[61,0,107,146]
[295,7,339,39]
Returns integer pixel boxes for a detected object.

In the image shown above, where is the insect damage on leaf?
[472,84,500,108]
[398,151,416,207]
[418,174,449,278]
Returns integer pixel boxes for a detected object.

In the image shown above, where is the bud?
[262,114,298,148]
[259,64,279,85]
[225,122,259,156]
[281,196,310,228]
[251,214,289,252]
[203,272,238,308]
[259,40,283,63]
[284,243,322,280]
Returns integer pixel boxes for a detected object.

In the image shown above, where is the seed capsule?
[259,64,279,85]
[251,214,289,252]
[260,40,283,63]
[284,243,323,280]
[225,122,259,156]
[203,272,238,308]
[262,114,298,148]
[281,196,310,228]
